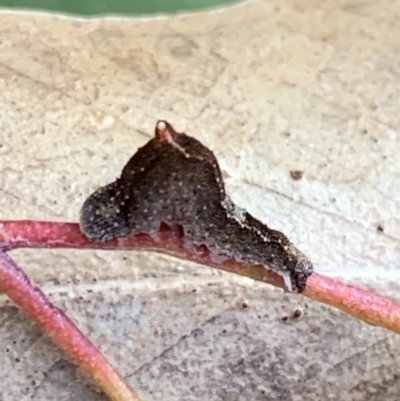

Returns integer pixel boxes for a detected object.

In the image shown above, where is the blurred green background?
[0,0,240,15]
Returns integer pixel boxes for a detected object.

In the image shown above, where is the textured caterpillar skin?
[80,121,313,293]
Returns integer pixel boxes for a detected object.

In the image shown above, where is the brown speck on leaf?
[292,309,302,318]
[310,325,321,335]
[290,170,304,181]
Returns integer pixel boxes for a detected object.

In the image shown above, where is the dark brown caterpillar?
[80,121,313,293]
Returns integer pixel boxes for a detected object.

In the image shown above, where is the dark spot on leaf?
[292,309,302,318]
[290,170,304,181]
